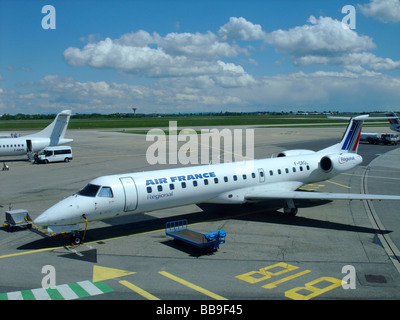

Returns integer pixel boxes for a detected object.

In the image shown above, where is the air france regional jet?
[0,110,73,158]
[34,115,400,244]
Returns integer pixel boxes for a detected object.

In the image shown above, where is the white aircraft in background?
[386,112,400,132]
[34,115,400,244]
[0,110,73,158]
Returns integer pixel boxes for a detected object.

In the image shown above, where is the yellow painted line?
[0,246,63,259]
[262,270,311,289]
[119,280,160,300]
[327,180,351,189]
[159,271,227,300]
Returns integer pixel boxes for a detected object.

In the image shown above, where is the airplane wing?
[245,190,400,201]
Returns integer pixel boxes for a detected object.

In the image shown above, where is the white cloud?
[263,15,400,72]
[359,0,400,23]
[265,15,375,56]
[218,17,266,41]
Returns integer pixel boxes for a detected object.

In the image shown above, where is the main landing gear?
[283,199,298,216]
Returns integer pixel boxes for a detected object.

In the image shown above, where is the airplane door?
[258,168,265,183]
[26,140,32,152]
[119,177,138,211]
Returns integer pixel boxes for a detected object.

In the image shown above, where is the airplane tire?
[70,234,82,246]
[284,208,298,216]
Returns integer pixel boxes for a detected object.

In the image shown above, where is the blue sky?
[1,0,400,114]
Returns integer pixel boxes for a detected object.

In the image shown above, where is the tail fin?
[386,112,400,132]
[320,115,367,154]
[30,110,73,145]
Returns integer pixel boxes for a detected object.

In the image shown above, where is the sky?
[1,0,400,115]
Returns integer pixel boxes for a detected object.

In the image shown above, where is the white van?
[35,146,73,164]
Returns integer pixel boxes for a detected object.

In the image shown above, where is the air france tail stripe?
[342,122,356,150]
[352,130,362,151]
[342,121,362,151]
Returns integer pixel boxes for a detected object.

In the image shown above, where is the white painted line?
[7,291,23,300]
[56,284,79,300]
[32,288,51,300]
[77,280,103,296]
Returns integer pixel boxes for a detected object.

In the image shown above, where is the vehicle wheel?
[64,158,69,162]
[70,234,82,246]
[45,159,49,164]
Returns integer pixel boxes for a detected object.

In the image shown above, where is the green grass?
[0,115,389,131]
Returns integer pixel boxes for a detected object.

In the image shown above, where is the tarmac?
[0,124,399,301]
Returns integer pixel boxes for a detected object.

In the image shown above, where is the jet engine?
[276,149,315,157]
[320,153,363,173]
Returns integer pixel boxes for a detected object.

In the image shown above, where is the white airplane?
[34,115,400,244]
[0,110,73,158]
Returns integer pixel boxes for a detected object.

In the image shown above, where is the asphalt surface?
[0,125,399,302]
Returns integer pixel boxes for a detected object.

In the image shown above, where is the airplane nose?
[33,212,50,226]
[34,195,90,226]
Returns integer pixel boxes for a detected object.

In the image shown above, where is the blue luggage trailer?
[166,219,226,251]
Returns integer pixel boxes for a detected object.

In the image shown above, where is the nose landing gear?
[70,215,88,246]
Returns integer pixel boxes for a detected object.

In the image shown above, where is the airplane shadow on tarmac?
[18,198,390,258]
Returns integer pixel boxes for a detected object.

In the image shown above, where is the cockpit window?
[98,186,113,198]
[77,184,100,197]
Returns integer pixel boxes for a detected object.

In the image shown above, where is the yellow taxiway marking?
[159,271,227,300]
[92,265,136,282]
[119,280,160,300]
[326,180,351,189]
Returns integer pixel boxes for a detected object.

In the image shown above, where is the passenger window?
[204,179,209,185]
[169,183,175,190]
[181,182,186,188]
[214,178,219,184]
[306,165,310,170]
[293,167,296,173]
[147,186,152,193]
[233,175,237,181]
[285,168,289,174]
[224,176,228,182]
[278,169,281,174]
[242,174,247,180]
[157,185,163,192]
[193,181,198,187]
[251,173,256,178]
[98,187,114,198]
[269,170,273,176]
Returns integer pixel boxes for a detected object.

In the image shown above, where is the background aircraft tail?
[320,115,367,154]
[30,110,73,145]
[386,112,400,132]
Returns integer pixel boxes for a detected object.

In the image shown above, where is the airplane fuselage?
[0,137,56,156]
[34,151,362,227]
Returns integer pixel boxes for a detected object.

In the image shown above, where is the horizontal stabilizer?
[245,190,400,201]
